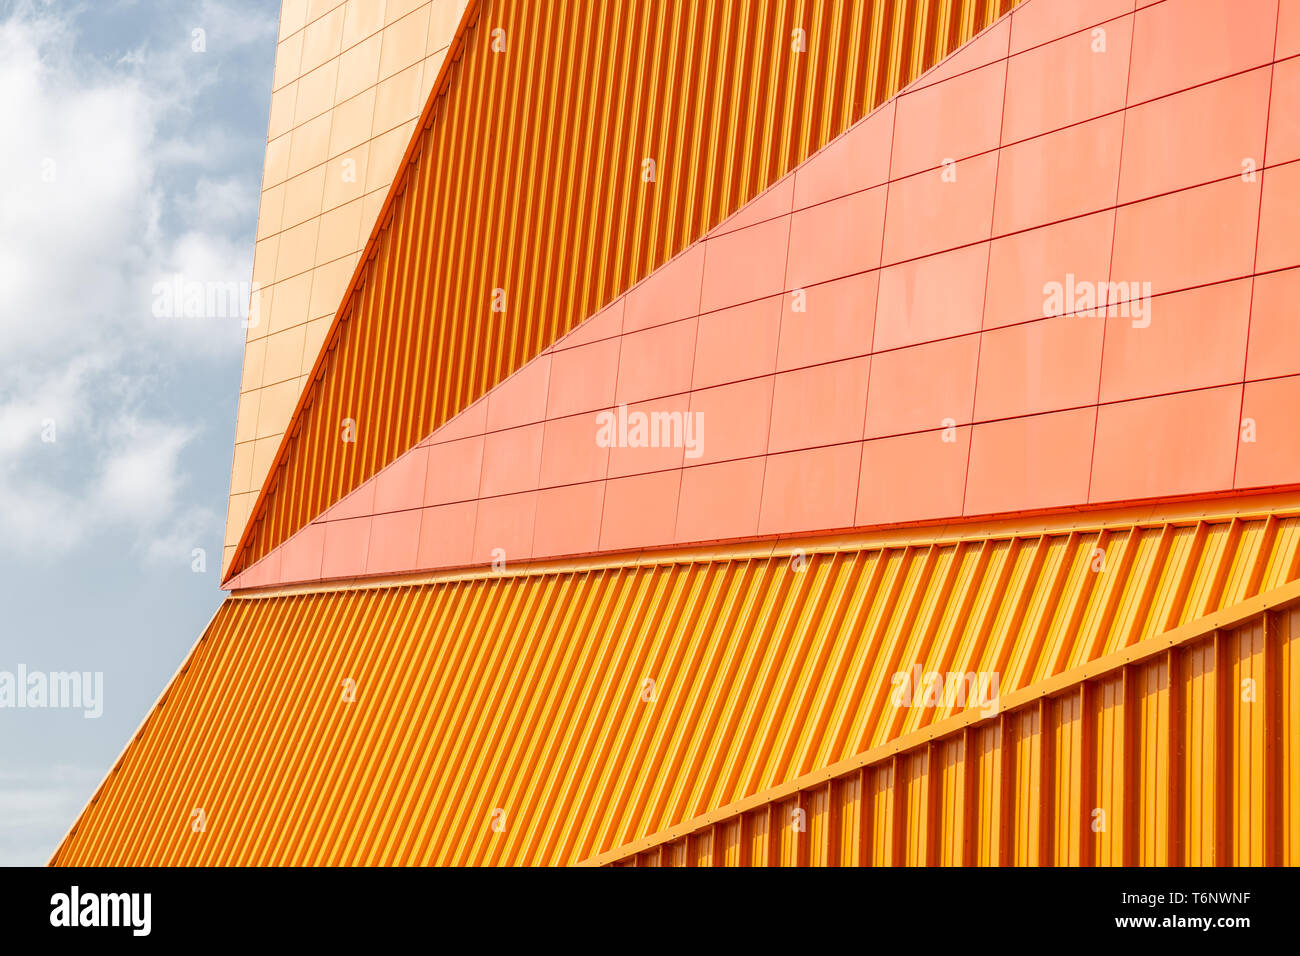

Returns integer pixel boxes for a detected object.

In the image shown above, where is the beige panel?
[227,0,470,574]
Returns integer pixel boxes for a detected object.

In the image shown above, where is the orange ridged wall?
[603,595,1300,867]
[227,0,1025,579]
[53,499,1300,865]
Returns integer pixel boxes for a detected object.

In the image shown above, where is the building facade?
[56,0,1300,866]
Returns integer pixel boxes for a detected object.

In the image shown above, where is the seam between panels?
[958,52,1012,518]
[664,239,706,550]
[1233,3,1284,488]
[853,98,901,529]
[753,189,797,542]
[1084,6,1139,507]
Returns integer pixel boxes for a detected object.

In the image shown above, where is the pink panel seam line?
[957,25,1012,519]
[754,182,797,537]
[283,374,1300,533]
[664,237,707,545]
[852,95,901,528]
[1084,0,1140,506]
[1232,1,1284,489]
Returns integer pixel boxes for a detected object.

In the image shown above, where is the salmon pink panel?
[1089,386,1242,503]
[366,510,422,576]
[775,272,877,373]
[416,502,477,570]
[599,471,680,553]
[1236,376,1300,489]
[692,296,781,391]
[1245,268,1300,381]
[1008,0,1134,55]
[321,516,372,579]
[623,245,703,334]
[539,410,610,488]
[973,314,1104,421]
[1110,177,1260,298]
[1257,162,1300,274]
[767,357,871,453]
[424,435,484,507]
[279,523,326,583]
[373,446,429,515]
[478,424,544,498]
[687,377,774,466]
[785,187,886,290]
[1117,67,1271,205]
[758,444,862,537]
[874,243,989,351]
[700,216,790,314]
[865,337,979,439]
[965,408,1095,515]
[1098,279,1251,404]
[792,100,895,210]
[545,336,620,419]
[472,492,537,566]
[1002,15,1132,144]
[1267,57,1300,167]
[882,152,998,266]
[992,113,1123,235]
[1280,0,1300,57]
[532,482,606,559]
[1126,0,1277,105]
[485,354,551,432]
[605,393,690,479]
[857,427,970,525]
[615,318,697,406]
[890,60,1006,181]
[983,211,1115,329]
[675,458,764,544]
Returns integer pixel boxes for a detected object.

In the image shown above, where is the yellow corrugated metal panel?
[54,504,1300,866]
[608,596,1300,866]
[228,0,1025,579]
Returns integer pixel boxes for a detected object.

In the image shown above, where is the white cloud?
[0,0,273,561]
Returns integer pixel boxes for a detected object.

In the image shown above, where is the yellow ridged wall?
[605,598,1299,867]
[53,500,1300,865]
[228,0,1025,578]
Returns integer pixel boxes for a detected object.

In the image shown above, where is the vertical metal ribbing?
[796,791,812,868]
[1037,698,1055,867]
[997,713,1014,866]
[1167,646,1185,867]
[1079,682,1096,868]
[858,766,874,867]
[1214,629,1234,865]
[738,810,753,867]
[924,743,941,867]
[1263,612,1281,866]
[826,778,843,867]
[961,727,977,866]
[767,802,781,867]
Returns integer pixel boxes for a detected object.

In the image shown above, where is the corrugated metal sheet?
[601,586,1300,866]
[228,0,1025,579]
[54,499,1300,865]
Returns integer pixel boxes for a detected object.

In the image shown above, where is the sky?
[0,0,278,865]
